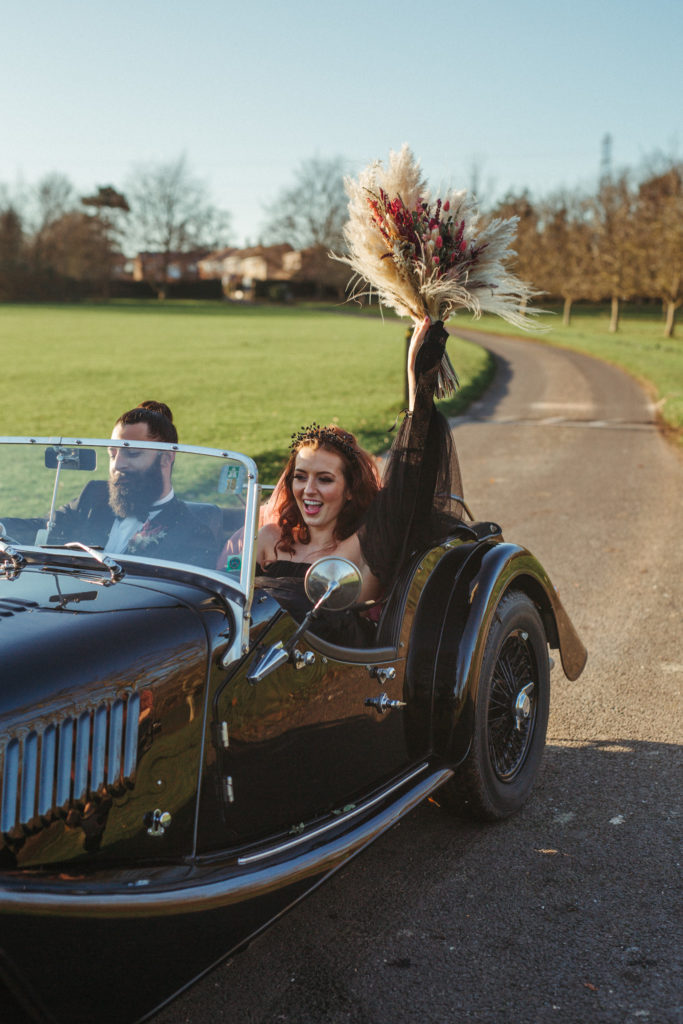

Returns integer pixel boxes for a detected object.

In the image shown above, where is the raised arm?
[406,315,431,411]
[358,317,463,593]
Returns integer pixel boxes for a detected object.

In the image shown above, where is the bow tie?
[115,505,166,523]
[143,505,167,520]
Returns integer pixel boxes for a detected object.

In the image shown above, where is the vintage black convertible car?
[0,436,586,1023]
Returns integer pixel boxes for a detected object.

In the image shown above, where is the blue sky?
[1,0,681,245]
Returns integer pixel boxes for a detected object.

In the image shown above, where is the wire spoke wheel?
[487,631,537,782]
[441,590,550,821]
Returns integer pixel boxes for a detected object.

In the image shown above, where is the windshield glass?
[0,438,257,590]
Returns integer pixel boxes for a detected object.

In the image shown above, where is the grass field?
[0,302,493,482]
[2,300,678,483]
[463,303,683,441]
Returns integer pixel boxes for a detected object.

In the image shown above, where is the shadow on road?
[157,738,680,1024]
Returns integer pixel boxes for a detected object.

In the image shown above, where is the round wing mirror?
[304,557,362,611]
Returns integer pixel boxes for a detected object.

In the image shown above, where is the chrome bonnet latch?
[146,809,172,837]
[365,693,406,714]
[368,665,396,686]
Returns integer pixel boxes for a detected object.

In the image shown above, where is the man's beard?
[108,457,165,519]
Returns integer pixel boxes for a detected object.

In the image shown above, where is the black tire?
[441,589,550,820]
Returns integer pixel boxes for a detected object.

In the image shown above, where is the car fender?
[431,541,587,765]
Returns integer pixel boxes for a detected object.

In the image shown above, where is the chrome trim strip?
[38,725,57,816]
[237,763,430,866]
[1,740,19,834]
[0,769,454,917]
[1,694,141,836]
[55,719,73,807]
[20,733,38,824]
[74,713,90,801]
[240,474,260,619]
[108,700,124,781]
[91,705,107,792]
[0,437,257,466]
[123,694,140,779]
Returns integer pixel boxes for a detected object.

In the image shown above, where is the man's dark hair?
[115,400,178,444]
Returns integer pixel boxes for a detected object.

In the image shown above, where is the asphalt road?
[157,331,682,1024]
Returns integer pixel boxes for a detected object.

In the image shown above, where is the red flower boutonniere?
[127,521,168,554]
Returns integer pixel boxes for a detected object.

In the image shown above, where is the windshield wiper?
[64,542,125,584]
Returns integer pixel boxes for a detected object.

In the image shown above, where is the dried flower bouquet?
[336,145,539,396]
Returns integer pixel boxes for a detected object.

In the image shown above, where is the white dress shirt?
[104,489,175,553]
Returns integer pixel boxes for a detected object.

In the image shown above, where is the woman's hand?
[407,315,431,411]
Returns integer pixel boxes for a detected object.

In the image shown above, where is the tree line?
[489,154,682,337]
[0,156,231,301]
[0,151,680,336]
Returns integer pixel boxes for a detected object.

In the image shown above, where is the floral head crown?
[289,422,357,461]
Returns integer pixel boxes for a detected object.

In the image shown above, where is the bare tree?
[534,191,599,325]
[0,205,25,300]
[486,190,543,311]
[29,173,75,270]
[82,185,130,215]
[262,156,349,251]
[1,176,109,299]
[0,205,23,264]
[39,211,112,284]
[467,158,497,211]
[590,170,639,332]
[126,156,231,298]
[637,159,682,338]
[81,185,130,296]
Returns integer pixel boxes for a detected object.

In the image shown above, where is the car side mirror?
[246,557,363,685]
[303,556,363,611]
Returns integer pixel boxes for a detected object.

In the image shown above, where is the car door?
[198,603,417,852]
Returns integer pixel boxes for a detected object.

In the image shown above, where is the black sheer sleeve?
[359,321,465,591]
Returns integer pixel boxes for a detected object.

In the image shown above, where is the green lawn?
[0,302,492,482]
[465,303,683,440]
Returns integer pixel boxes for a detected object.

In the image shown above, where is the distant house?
[133,250,210,284]
[110,254,135,280]
[197,244,292,299]
[282,245,350,300]
[198,243,348,300]
[235,244,293,283]
[196,247,238,281]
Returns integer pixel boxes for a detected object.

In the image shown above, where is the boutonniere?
[127,521,168,553]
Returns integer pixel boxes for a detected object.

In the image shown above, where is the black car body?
[0,437,586,1023]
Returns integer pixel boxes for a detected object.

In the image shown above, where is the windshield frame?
[0,435,261,601]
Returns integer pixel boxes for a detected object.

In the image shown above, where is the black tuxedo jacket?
[51,481,217,568]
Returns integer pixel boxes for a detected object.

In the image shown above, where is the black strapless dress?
[257,560,310,577]
[256,559,375,647]
[255,560,312,622]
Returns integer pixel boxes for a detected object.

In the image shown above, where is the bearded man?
[50,401,216,567]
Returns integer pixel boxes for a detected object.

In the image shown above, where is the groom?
[50,401,217,567]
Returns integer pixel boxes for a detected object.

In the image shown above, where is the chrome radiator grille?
[1,692,140,838]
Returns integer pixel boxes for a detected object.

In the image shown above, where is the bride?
[255,316,465,610]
